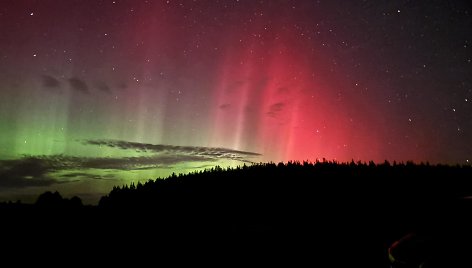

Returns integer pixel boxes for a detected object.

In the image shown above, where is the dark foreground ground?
[1,161,472,266]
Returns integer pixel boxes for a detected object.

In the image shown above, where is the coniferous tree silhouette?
[1,161,471,266]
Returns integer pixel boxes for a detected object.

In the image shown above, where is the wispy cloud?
[83,140,261,160]
[68,77,89,94]
[80,155,215,170]
[10,141,260,172]
[60,172,95,178]
[41,75,61,89]
[0,140,261,188]
[219,103,231,110]
[117,82,128,90]
[267,102,285,118]
[59,172,117,180]
[96,81,111,93]
[0,158,58,188]
[36,154,217,170]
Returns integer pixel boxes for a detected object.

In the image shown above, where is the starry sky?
[0,0,471,203]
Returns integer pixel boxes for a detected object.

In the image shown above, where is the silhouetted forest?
[1,161,472,266]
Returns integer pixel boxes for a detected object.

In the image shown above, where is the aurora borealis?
[0,0,471,203]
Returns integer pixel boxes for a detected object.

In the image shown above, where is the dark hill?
[1,161,472,266]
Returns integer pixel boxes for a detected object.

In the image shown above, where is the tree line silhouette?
[1,160,471,267]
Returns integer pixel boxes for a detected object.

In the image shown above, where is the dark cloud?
[277,87,290,94]
[60,172,115,180]
[68,77,89,94]
[96,81,111,93]
[186,164,218,170]
[60,172,93,178]
[83,139,262,159]
[219,103,231,110]
[117,82,128,90]
[267,102,285,118]
[41,75,61,89]
[0,141,261,188]
[0,154,213,188]
[0,158,58,188]
[1,150,252,175]
[80,155,215,170]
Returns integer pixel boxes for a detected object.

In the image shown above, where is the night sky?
[0,0,471,203]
